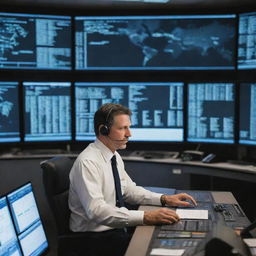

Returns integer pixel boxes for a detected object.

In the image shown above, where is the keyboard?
[153,238,201,249]
[177,190,213,203]
[161,219,212,232]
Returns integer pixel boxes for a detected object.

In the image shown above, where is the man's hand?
[163,193,197,207]
[143,208,180,225]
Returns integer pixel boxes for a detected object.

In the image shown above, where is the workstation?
[1,0,256,255]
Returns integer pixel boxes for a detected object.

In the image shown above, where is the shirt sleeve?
[70,158,145,228]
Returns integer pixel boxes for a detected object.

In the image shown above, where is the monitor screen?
[187,83,235,143]
[0,81,20,142]
[75,82,184,141]
[7,183,48,256]
[0,12,71,70]
[239,83,256,145]
[75,14,236,70]
[23,82,71,142]
[0,196,22,256]
[238,12,256,70]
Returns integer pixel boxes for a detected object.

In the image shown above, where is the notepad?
[150,248,185,256]
[176,209,208,219]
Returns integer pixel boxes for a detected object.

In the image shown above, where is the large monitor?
[238,12,256,70]
[187,83,235,143]
[23,82,72,142]
[75,82,184,141]
[75,14,236,70]
[0,196,22,256]
[239,83,256,145]
[0,12,71,70]
[7,183,48,256]
[0,81,20,143]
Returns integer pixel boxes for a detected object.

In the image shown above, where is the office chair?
[40,156,95,256]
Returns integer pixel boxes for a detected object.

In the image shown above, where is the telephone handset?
[202,153,217,163]
[241,220,256,238]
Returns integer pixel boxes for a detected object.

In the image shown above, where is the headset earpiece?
[99,107,113,136]
[99,125,109,136]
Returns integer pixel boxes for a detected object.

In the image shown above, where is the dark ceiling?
[1,0,256,12]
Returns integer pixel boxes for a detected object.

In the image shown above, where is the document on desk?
[176,209,208,219]
[150,248,185,256]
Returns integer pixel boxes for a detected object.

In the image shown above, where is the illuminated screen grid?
[75,82,184,142]
[0,82,20,142]
[75,15,236,70]
[0,12,71,70]
[23,82,72,142]
[238,12,256,70]
[0,197,22,256]
[239,83,256,145]
[7,183,48,256]
[187,83,235,144]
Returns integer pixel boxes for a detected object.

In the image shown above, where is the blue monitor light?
[0,81,20,143]
[239,83,256,145]
[23,82,72,142]
[75,82,184,142]
[238,12,256,70]
[75,14,236,71]
[0,196,22,256]
[7,183,49,256]
[187,83,235,144]
[0,12,71,70]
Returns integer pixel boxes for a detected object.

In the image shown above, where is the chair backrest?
[40,156,74,235]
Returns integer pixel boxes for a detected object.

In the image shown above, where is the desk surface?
[125,191,239,256]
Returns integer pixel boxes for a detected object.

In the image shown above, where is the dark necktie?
[111,155,124,208]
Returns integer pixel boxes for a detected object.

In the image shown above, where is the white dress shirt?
[69,139,162,232]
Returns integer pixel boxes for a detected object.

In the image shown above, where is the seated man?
[69,103,196,256]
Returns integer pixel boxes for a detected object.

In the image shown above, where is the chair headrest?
[40,156,74,195]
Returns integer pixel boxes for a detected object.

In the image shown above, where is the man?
[69,103,196,256]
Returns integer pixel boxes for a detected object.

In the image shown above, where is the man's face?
[107,114,132,151]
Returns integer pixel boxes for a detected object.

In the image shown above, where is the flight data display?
[239,83,256,145]
[0,81,20,142]
[75,82,184,141]
[75,15,236,70]
[0,12,71,70]
[187,83,235,143]
[24,82,71,141]
[238,12,256,69]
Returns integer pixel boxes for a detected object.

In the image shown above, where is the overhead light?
[114,0,169,3]
[144,0,169,2]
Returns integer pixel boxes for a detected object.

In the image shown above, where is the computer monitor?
[0,81,20,142]
[0,12,71,70]
[239,83,256,145]
[187,83,235,144]
[75,14,236,70]
[75,82,184,141]
[0,196,22,256]
[238,12,256,70]
[7,183,48,256]
[23,82,71,142]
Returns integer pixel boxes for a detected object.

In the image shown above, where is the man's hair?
[94,103,131,136]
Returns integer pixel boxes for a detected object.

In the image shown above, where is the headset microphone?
[107,135,127,142]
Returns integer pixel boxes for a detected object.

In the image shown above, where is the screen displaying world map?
[75,14,236,70]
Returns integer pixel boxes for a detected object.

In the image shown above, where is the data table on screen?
[75,82,184,142]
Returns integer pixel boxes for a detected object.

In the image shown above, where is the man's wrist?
[160,194,167,206]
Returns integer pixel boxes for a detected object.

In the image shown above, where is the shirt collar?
[95,138,115,163]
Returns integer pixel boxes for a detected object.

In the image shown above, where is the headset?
[99,107,114,136]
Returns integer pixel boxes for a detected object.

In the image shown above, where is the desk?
[125,191,248,256]
[123,156,256,183]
